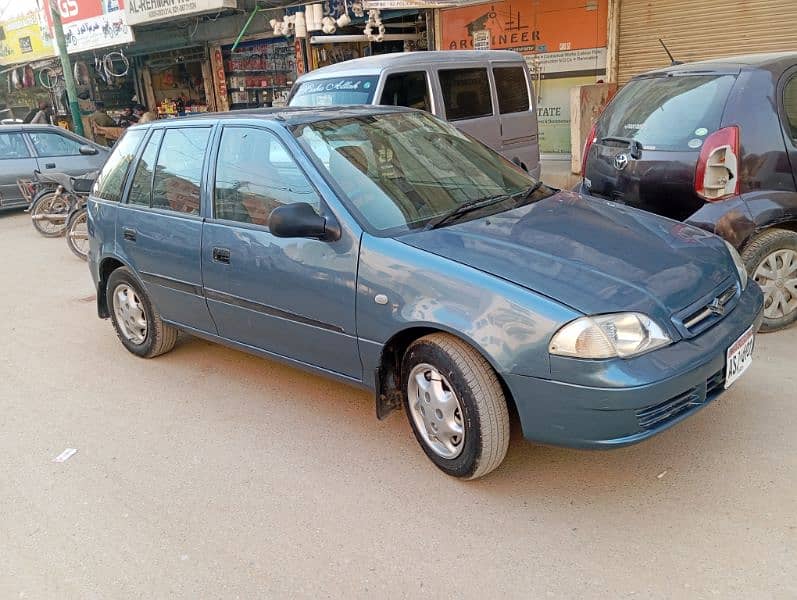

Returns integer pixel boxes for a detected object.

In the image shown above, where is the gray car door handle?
[45,162,56,169]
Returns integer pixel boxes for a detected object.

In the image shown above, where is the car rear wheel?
[402,333,510,480]
[107,267,178,358]
[742,228,797,332]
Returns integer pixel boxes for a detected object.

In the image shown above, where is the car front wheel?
[742,229,797,332]
[402,333,510,480]
[107,267,178,358]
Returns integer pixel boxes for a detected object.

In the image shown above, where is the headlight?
[723,240,748,290]
[549,313,672,359]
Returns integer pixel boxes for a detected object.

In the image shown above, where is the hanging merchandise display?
[222,38,298,109]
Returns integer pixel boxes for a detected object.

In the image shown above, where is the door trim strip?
[204,287,346,334]
[139,271,203,296]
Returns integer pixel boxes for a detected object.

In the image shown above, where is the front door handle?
[122,227,137,242]
[45,162,56,169]
[212,247,230,264]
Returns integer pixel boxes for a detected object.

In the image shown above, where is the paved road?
[1,211,795,599]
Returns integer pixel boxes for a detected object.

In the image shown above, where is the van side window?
[128,129,164,207]
[151,127,210,216]
[493,67,530,114]
[439,68,492,121]
[214,127,320,227]
[94,130,145,203]
[380,71,430,112]
[783,76,797,141]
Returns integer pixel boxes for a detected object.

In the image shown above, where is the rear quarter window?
[596,74,736,151]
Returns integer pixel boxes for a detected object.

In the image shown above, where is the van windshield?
[289,76,378,107]
[596,74,736,151]
[293,111,536,234]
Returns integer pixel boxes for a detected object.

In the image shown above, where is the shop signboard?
[533,74,596,154]
[44,0,135,54]
[440,0,607,55]
[363,0,486,8]
[0,11,55,66]
[125,0,237,25]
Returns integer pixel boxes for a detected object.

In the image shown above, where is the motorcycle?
[65,175,96,261]
[28,170,97,244]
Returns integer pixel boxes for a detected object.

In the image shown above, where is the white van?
[288,50,541,178]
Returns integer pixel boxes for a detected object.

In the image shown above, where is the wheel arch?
[96,255,128,318]
[374,324,517,421]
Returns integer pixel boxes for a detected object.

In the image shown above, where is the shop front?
[439,0,608,159]
[220,38,297,110]
[139,48,212,117]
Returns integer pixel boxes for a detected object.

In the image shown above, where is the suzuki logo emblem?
[613,152,629,171]
[708,297,726,316]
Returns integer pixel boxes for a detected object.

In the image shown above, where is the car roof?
[128,104,415,128]
[295,50,525,80]
[638,51,797,77]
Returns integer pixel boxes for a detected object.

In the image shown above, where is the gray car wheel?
[742,228,797,332]
[402,333,510,480]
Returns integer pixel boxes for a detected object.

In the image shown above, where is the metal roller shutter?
[617,0,797,84]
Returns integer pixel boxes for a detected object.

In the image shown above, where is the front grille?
[636,368,724,430]
[676,282,739,337]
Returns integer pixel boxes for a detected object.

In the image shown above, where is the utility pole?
[49,1,84,136]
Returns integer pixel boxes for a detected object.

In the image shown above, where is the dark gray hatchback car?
[0,124,107,210]
[578,52,797,331]
[88,106,761,479]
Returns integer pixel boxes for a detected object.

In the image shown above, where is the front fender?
[356,234,578,380]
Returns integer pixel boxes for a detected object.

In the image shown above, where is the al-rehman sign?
[125,0,237,25]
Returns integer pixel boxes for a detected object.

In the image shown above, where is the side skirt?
[165,320,372,392]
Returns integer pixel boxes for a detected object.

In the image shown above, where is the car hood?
[399,191,733,322]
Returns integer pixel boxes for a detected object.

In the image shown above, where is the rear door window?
[0,132,30,158]
[93,130,145,202]
[782,76,797,142]
[493,66,529,114]
[439,68,493,121]
[289,76,378,107]
[380,71,431,112]
[128,129,164,207]
[151,128,211,216]
[596,74,736,151]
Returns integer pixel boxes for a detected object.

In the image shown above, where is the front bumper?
[505,283,764,448]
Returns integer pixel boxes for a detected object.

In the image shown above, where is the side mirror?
[79,144,99,156]
[268,202,339,240]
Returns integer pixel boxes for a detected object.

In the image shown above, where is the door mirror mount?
[268,202,340,241]
[79,144,99,156]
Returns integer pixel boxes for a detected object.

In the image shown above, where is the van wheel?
[402,333,509,480]
[107,267,178,358]
[742,229,797,332]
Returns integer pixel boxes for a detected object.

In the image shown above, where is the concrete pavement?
[0,211,794,599]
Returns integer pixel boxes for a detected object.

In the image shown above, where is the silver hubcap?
[112,284,147,345]
[754,249,797,320]
[68,212,89,255]
[407,363,465,459]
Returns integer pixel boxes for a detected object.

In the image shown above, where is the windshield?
[289,76,379,107]
[293,111,535,233]
[596,74,736,151]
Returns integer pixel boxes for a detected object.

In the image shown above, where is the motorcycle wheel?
[30,191,71,237]
[66,208,90,261]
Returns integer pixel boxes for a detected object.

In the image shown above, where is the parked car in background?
[578,52,797,331]
[0,124,108,211]
[288,50,541,179]
[87,107,761,479]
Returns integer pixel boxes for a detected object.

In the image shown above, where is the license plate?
[725,326,755,389]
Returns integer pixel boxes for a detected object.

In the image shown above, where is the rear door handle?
[122,227,137,242]
[212,247,230,264]
[45,163,56,169]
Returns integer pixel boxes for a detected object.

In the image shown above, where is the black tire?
[402,333,510,480]
[106,267,178,358]
[742,228,797,332]
[65,208,89,260]
[30,190,69,237]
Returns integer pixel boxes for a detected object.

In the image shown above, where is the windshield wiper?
[423,193,512,231]
[515,180,545,200]
[600,136,643,159]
